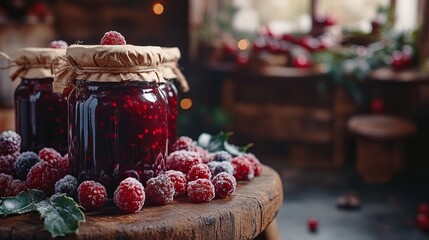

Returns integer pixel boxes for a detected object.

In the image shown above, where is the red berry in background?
[370,98,384,113]
[187,178,215,203]
[0,173,13,197]
[165,170,187,196]
[417,213,429,231]
[299,36,321,51]
[231,156,254,181]
[166,150,202,174]
[390,50,411,70]
[292,55,313,68]
[48,40,68,49]
[171,136,197,153]
[39,147,62,165]
[323,15,336,26]
[252,37,268,51]
[145,175,175,205]
[235,54,248,67]
[26,161,61,196]
[195,146,211,164]
[187,163,211,181]
[0,130,21,155]
[281,34,296,43]
[5,179,28,197]
[212,172,236,199]
[242,153,262,176]
[223,43,237,56]
[0,153,19,175]
[100,31,127,45]
[114,177,145,213]
[307,217,319,232]
[78,180,107,210]
[418,203,429,215]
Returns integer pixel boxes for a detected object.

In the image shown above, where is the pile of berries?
[417,203,429,232]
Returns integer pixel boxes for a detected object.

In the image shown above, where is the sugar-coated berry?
[140,169,155,186]
[0,131,21,155]
[187,163,211,181]
[78,180,107,210]
[145,175,175,205]
[38,148,62,164]
[0,152,19,175]
[100,31,126,45]
[26,161,61,196]
[5,179,28,197]
[212,172,236,199]
[14,151,41,180]
[165,170,187,196]
[55,175,78,198]
[114,177,145,213]
[242,153,262,176]
[195,146,211,164]
[171,136,197,152]
[212,151,233,162]
[0,173,13,197]
[231,157,254,181]
[166,150,202,174]
[187,179,215,203]
[48,40,68,49]
[212,161,234,177]
[207,161,220,175]
[57,154,69,176]
[78,170,91,183]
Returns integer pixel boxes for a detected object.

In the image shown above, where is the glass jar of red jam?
[160,47,189,151]
[10,48,68,154]
[53,45,167,192]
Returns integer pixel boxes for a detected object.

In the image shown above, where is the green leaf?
[35,194,85,238]
[224,142,253,156]
[0,190,45,216]
[198,131,253,156]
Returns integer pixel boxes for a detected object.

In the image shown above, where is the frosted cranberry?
[242,153,262,176]
[187,179,215,203]
[187,163,211,181]
[212,172,236,199]
[165,170,187,196]
[231,157,254,181]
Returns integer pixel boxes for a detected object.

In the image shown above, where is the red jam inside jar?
[159,81,178,151]
[69,80,168,192]
[14,78,68,154]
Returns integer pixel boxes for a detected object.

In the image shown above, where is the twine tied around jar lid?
[0,48,66,81]
[161,47,189,92]
[52,45,165,93]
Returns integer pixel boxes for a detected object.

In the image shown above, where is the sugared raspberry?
[5,179,28,197]
[195,146,211,164]
[0,152,19,175]
[231,156,254,181]
[187,179,215,203]
[212,172,236,199]
[171,136,197,152]
[38,147,62,164]
[78,180,107,210]
[166,150,202,174]
[187,163,211,181]
[212,161,234,177]
[140,169,155,186]
[145,175,175,205]
[0,130,21,155]
[100,31,126,45]
[114,177,145,213]
[165,170,187,196]
[26,161,61,196]
[0,173,13,197]
[212,151,233,162]
[14,151,41,180]
[55,175,78,198]
[242,153,262,176]
[48,40,68,49]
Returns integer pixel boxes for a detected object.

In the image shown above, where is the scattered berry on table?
[307,217,319,232]
[166,150,202,174]
[140,169,155,186]
[48,40,68,49]
[0,153,19,175]
[187,163,211,181]
[212,161,234,177]
[165,170,187,196]
[212,151,233,162]
[242,153,262,176]
[5,179,28,197]
[0,130,21,155]
[78,180,107,210]
[187,178,215,203]
[231,156,255,181]
[0,173,13,197]
[26,161,61,196]
[55,175,78,198]
[114,177,145,213]
[14,151,41,180]
[171,136,197,152]
[145,175,175,205]
[212,172,236,199]
[100,31,126,45]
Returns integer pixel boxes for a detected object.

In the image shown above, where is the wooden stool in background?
[348,115,416,183]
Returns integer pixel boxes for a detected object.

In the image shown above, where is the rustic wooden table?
[0,166,283,240]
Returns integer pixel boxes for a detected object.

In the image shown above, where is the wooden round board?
[0,166,283,240]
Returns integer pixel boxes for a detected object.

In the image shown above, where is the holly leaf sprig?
[197,132,253,156]
[0,190,85,238]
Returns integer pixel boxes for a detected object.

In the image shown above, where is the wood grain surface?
[0,166,283,240]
